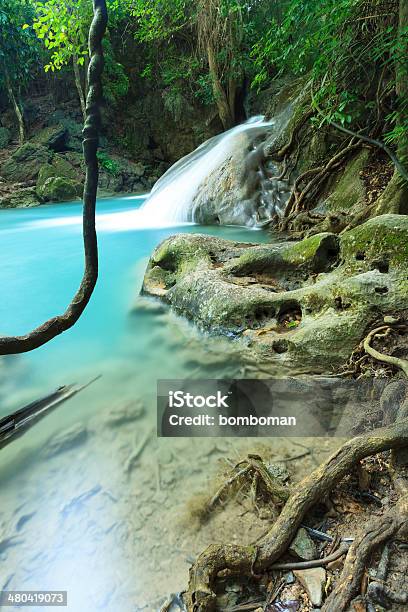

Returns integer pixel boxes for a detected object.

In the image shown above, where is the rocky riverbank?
[142,214,408,373]
[0,123,161,208]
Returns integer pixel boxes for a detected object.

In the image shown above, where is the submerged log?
[0,376,100,450]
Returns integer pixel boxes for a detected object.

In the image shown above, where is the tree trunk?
[375,0,408,215]
[3,63,25,145]
[207,43,235,131]
[397,0,408,163]
[0,0,108,355]
[84,54,90,98]
[73,55,87,120]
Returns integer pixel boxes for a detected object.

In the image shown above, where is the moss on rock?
[37,176,82,202]
[1,143,53,182]
[142,215,408,372]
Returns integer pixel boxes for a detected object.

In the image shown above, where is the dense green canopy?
[0,0,407,154]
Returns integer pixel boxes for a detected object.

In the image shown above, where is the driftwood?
[0,376,100,450]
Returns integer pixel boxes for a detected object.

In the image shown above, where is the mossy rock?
[1,143,53,182]
[322,149,369,212]
[37,176,82,202]
[37,155,78,190]
[142,215,408,371]
[30,124,68,152]
[0,127,11,149]
[0,187,41,208]
[340,214,408,271]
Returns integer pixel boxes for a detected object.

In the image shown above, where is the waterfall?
[135,106,294,228]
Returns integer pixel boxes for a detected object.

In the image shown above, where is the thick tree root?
[281,140,361,226]
[322,495,408,611]
[184,418,408,611]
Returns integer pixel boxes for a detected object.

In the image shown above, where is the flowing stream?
[0,196,303,611]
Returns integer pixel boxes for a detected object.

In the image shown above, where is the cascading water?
[138,107,294,228]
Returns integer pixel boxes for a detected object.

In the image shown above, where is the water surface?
[0,196,290,610]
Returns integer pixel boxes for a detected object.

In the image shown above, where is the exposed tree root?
[269,542,350,571]
[208,454,290,512]
[281,140,362,226]
[322,495,408,612]
[364,325,408,377]
[184,418,408,611]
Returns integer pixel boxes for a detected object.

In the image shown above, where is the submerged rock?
[142,215,408,371]
[105,401,145,427]
[43,424,88,458]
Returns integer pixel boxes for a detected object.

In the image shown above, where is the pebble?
[294,568,326,607]
[105,401,145,427]
[289,528,317,561]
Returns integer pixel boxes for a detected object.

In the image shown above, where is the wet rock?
[0,187,40,208]
[43,424,88,458]
[141,215,408,371]
[266,601,299,612]
[294,568,325,607]
[105,401,145,427]
[289,528,317,561]
[1,143,53,182]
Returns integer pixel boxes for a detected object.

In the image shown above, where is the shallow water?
[0,195,304,610]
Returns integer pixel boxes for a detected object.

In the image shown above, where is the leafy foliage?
[251,0,407,148]
[0,0,39,91]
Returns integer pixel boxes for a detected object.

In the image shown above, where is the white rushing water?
[138,116,274,226]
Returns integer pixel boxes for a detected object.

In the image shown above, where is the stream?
[0,195,333,611]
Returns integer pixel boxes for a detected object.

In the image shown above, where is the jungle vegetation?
[1,0,407,153]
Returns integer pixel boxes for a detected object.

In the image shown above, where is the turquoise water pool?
[0,195,280,611]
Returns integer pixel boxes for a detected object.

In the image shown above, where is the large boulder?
[37,176,82,202]
[30,124,68,152]
[46,111,83,152]
[0,127,11,149]
[0,187,41,208]
[142,215,408,371]
[1,143,53,182]
[37,155,79,187]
